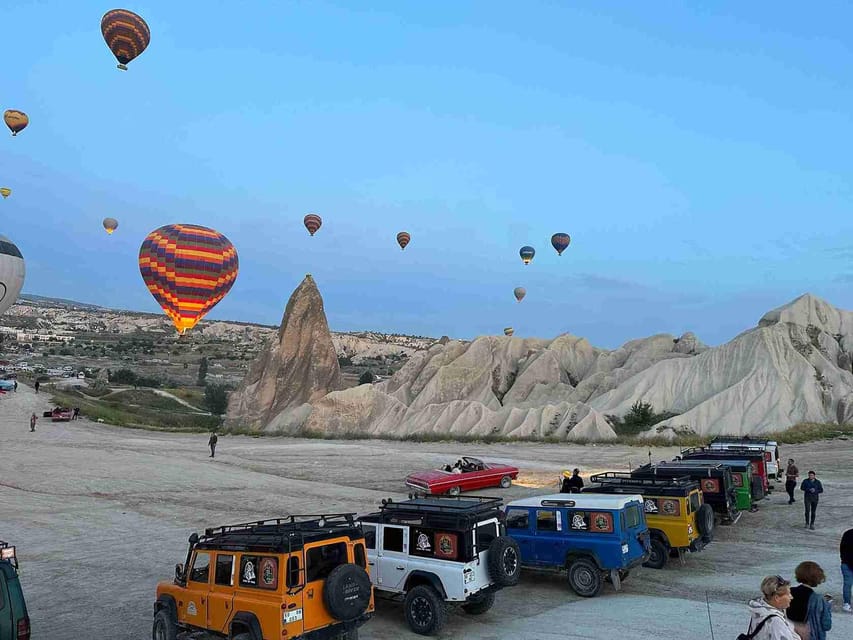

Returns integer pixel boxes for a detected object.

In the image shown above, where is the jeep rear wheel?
[499,475,512,489]
[448,486,461,497]
[642,539,668,570]
[488,536,521,586]
[696,503,715,543]
[404,584,447,636]
[462,591,495,615]
[324,563,372,621]
[152,610,177,640]
[567,558,602,597]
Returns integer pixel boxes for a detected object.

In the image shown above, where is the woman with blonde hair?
[744,575,801,640]
[788,561,833,640]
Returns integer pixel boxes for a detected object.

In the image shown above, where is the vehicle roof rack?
[195,514,361,554]
[710,436,772,444]
[681,446,764,457]
[378,494,503,516]
[632,462,727,476]
[590,472,697,488]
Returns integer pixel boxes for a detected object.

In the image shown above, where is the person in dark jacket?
[841,528,853,613]
[560,468,584,493]
[801,471,824,530]
[788,561,832,640]
[208,432,218,458]
[785,458,799,505]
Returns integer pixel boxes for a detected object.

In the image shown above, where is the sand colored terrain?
[1,382,851,639]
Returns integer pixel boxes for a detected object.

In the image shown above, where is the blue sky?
[2,1,853,348]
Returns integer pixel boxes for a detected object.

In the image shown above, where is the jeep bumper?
[688,537,705,553]
[463,583,500,602]
[304,613,372,640]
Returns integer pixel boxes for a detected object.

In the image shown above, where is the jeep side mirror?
[175,563,184,581]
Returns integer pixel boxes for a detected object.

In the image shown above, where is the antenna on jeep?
[705,590,716,640]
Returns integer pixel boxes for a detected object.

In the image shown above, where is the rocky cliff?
[225,274,341,431]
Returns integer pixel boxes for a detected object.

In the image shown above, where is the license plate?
[464,571,475,584]
[283,608,303,624]
[621,544,629,554]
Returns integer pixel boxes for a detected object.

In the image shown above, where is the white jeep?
[358,494,521,636]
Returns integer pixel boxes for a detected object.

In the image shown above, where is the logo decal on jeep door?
[571,513,587,530]
[187,602,197,616]
[644,499,658,513]
[243,560,256,584]
[435,533,458,559]
[416,532,432,552]
[259,557,278,589]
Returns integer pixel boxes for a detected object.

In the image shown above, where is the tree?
[197,356,208,385]
[204,383,229,415]
[359,370,375,385]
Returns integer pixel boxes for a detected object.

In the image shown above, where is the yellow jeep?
[153,514,374,640]
[583,473,715,569]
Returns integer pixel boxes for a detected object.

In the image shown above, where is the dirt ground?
[2,383,851,639]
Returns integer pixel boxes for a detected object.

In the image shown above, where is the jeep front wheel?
[567,558,603,597]
[152,610,177,640]
[499,475,512,489]
[404,584,448,636]
[488,536,521,586]
[642,539,668,570]
[462,591,495,615]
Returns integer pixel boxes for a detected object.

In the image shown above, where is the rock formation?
[225,274,341,431]
[254,292,853,440]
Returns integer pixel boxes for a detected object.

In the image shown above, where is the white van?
[708,437,780,480]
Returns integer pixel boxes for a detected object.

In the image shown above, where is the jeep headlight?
[688,524,694,535]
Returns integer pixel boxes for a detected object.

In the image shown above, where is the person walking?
[785,458,800,505]
[34,380,39,393]
[72,407,80,420]
[744,575,800,640]
[801,471,824,530]
[13,380,17,392]
[788,561,832,640]
[208,432,218,458]
[29,413,37,432]
[841,528,853,613]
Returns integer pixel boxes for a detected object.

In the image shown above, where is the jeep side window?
[361,524,377,550]
[382,527,405,553]
[689,493,701,513]
[505,509,529,530]
[215,554,234,586]
[306,542,347,582]
[476,521,498,551]
[625,505,641,529]
[536,509,557,532]
[286,556,301,588]
[354,543,367,568]
[189,551,211,584]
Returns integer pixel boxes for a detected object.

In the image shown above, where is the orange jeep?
[153,514,373,640]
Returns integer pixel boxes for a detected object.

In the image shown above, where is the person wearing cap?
[746,575,801,639]
[785,459,800,505]
[560,468,584,494]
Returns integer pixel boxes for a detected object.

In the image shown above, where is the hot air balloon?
[303,214,322,236]
[397,231,411,250]
[0,235,25,317]
[519,246,535,265]
[138,224,238,335]
[503,327,514,336]
[513,287,526,302]
[4,110,28,136]
[0,188,10,199]
[551,232,571,256]
[103,218,119,235]
[101,9,151,70]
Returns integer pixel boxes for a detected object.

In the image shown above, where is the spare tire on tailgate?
[696,503,714,543]
[488,536,521,587]
[324,563,372,621]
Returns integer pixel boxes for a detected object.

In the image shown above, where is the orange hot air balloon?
[303,213,322,236]
[4,110,28,136]
[103,218,118,234]
[101,9,151,70]
[396,231,411,250]
[0,188,10,199]
[138,224,238,335]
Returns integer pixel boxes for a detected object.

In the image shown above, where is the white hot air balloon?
[0,235,25,316]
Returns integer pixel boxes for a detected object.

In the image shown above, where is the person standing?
[208,432,218,458]
[34,380,39,393]
[29,413,37,432]
[745,575,800,640]
[13,380,17,392]
[785,458,800,505]
[561,468,584,493]
[788,561,833,640]
[801,471,824,530]
[841,528,853,613]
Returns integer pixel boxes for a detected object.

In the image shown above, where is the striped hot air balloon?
[0,188,10,199]
[4,110,28,137]
[503,327,514,336]
[397,231,411,250]
[138,224,238,335]
[303,213,322,236]
[551,232,571,256]
[101,9,151,70]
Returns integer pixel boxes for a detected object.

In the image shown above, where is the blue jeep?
[504,493,650,597]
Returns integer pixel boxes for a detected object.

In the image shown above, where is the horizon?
[4,2,853,349]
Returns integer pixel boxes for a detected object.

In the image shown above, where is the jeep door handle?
[396,566,405,570]
[368,561,375,566]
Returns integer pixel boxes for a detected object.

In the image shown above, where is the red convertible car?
[405,457,519,496]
